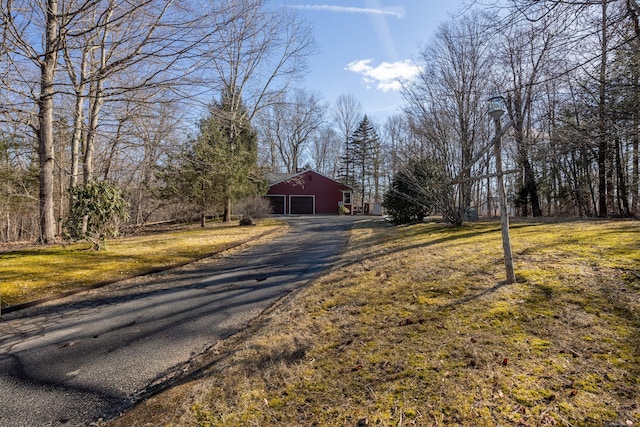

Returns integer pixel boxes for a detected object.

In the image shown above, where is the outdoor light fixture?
[488,94,506,120]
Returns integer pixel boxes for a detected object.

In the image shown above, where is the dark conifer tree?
[341,115,379,212]
[159,89,261,225]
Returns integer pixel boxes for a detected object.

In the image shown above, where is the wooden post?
[494,116,516,284]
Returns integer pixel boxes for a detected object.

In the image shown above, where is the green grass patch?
[0,220,284,307]
[93,219,640,426]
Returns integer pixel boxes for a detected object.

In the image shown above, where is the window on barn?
[343,192,352,204]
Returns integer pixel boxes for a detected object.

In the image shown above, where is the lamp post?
[488,94,516,284]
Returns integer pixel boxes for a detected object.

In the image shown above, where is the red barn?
[265,170,353,215]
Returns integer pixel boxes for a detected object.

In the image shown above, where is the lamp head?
[488,95,506,120]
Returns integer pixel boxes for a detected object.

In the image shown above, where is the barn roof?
[266,169,352,189]
[265,171,297,186]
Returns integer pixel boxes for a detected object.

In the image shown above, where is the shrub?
[64,180,129,250]
[338,205,350,215]
[235,195,272,225]
[239,217,256,226]
[382,158,443,224]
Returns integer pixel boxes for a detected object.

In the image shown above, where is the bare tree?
[256,112,282,171]
[0,0,76,243]
[311,126,342,178]
[0,0,232,241]
[382,114,418,176]
[199,0,315,221]
[61,0,225,184]
[333,94,362,185]
[403,13,492,225]
[0,0,251,241]
[108,98,185,225]
[495,12,564,217]
[506,0,640,42]
[490,0,640,217]
[258,89,326,173]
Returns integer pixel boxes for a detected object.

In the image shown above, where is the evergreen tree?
[209,89,262,221]
[341,115,380,212]
[159,90,262,225]
[159,119,222,226]
[382,157,443,224]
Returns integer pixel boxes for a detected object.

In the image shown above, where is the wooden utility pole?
[492,114,516,284]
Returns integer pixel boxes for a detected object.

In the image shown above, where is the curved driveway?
[0,215,357,426]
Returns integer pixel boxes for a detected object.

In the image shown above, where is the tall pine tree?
[213,89,261,221]
[341,115,380,213]
[160,90,261,224]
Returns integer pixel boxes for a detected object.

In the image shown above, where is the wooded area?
[1,0,639,244]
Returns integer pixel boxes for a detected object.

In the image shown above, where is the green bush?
[65,180,129,250]
[382,158,442,224]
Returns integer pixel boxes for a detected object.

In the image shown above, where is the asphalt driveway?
[0,215,357,426]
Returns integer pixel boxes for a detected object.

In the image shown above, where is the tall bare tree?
[0,0,244,241]
[404,13,492,225]
[200,0,314,221]
[496,13,563,217]
[333,94,362,186]
[311,126,342,178]
[258,89,326,173]
[0,0,235,243]
[62,0,224,184]
[502,0,639,217]
[1,0,75,243]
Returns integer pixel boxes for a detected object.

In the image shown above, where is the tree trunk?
[66,63,87,239]
[633,122,639,213]
[223,196,232,222]
[510,93,542,217]
[38,0,59,244]
[459,132,473,225]
[83,75,104,183]
[65,44,90,195]
[615,135,631,216]
[597,0,609,217]
[83,2,112,184]
[199,181,207,227]
[522,157,542,216]
[69,92,85,189]
[585,147,598,216]
[361,139,366,214]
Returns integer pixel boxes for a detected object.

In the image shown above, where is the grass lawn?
[0,219,284,308]
[105,218,640,427]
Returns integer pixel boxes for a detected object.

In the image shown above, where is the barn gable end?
[265,170,353,215]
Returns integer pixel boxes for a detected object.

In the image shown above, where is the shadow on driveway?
[0,215,360,426]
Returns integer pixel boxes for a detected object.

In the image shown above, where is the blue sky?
[281,1,471,124]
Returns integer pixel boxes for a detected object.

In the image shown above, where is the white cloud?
[290,4,404,18]
[345,59,421,92]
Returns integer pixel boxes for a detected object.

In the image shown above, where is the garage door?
[290,196,314,214]
[266,195,285,214]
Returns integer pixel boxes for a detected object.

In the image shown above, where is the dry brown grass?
[0,220,284,308]
[103,219,638,426]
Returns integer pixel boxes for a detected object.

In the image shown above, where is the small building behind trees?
[266,170,353,215]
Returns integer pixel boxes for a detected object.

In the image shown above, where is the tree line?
[1,0,639,245]
[0,0,313,244]
[392,0,640,224]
